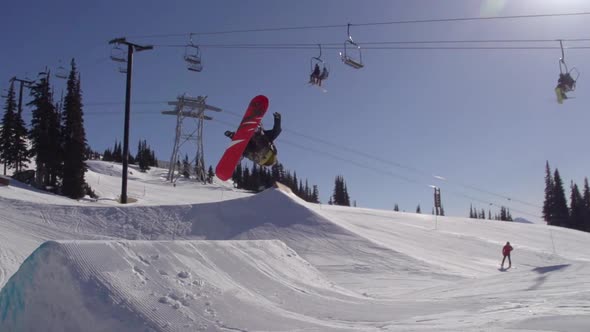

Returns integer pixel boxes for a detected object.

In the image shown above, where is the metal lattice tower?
[162,95,222,183]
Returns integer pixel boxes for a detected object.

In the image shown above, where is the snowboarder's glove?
[273,112,281,120]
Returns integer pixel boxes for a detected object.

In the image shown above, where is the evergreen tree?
[552,169,569,227]
[232,163,243,185]
[343,182,351,206]
[416,204,421,213]
[207,165,214,184]
[569,182,585,231]
[136,140,152,172]
[112,140,122,163]
[28,72,61,188]
[311,185,320,203]
[332,175,351,206]
[542,161,555,224]
[61,60,88,199]
[102,148,112,161]
[394,204,399,212]
[583,178,590,231]
[0,81,17,175]
[182,154,190,178]
[469,204,475,218]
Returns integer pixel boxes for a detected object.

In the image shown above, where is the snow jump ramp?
[190,186,454,295]
[0,240,418,332]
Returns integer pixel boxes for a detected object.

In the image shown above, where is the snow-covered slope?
[1,240,408,332]
[1,160,590,331]
[190,187,456,296]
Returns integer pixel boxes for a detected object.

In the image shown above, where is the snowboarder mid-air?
[501,241,513,269]
[225,111,281,167]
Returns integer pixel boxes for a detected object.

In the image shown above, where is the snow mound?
[190,187,455,295]
[0,240,411,332]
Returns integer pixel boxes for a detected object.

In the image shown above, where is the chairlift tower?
[162,95,221,183]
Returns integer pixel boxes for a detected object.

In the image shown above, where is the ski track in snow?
[0,160,589,331]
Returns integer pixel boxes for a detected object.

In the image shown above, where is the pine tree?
[207,165,214,184]
[182,154,190,178]
[311,185,320,203]
[394,204,399,212]
[583,178,590,231]
[542,161,555,224]
[0,82,17,175]
[61,60,88,199]
[569,182,585,231]
[416,204,421,213]
[232,163,243,186]
[28,72,61,188]
[9,81,29,173]
[112,140,121,163]
[343,181,351,206]
[332,175,351,206]
[469,204,475,218]
[552,169,569,227]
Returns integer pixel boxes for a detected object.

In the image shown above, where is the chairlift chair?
[309,44,329,85]
[184,34,203,72]
[340,24,364,69]
[559,58,579,92]
[555,40,580,103]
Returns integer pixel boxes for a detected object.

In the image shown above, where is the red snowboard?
[215,95,269,181]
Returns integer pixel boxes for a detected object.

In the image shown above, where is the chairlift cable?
[79,104,543,217]
[127,11,590,39]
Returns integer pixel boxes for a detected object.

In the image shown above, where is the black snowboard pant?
[501,254,511,267]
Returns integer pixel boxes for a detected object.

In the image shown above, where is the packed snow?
[1,160,589,331]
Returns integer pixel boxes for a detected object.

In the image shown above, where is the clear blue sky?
[3,0,590,221]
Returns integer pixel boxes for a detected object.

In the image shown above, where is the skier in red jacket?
[501,241,513,269]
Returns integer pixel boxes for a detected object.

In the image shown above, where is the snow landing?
[0,240,413,332]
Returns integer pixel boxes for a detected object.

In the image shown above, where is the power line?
[128,11,590,39]
[83,104,542,217]
[78,100,545,212]
[211,108,543,213]
[156,38,590,48]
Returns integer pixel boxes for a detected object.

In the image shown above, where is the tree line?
[100,139,157,172]
[1,59,91,199]
[469,204,513,221]
[543,161,590,232]
[231,162,321,203]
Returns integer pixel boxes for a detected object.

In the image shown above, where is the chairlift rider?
[556,72,576,101]
[310,64,321,85]
[224,112,282,167]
